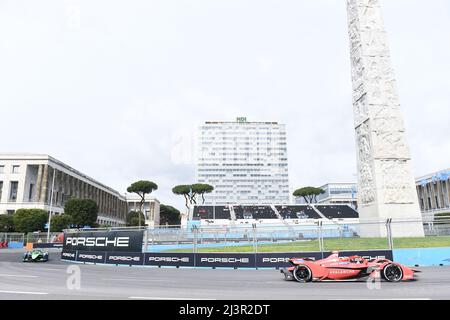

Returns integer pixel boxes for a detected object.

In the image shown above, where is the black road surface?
[0,249,449,300]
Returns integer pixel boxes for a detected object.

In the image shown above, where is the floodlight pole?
[47,167,56,243]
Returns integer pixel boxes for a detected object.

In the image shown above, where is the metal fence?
[139,218,450,254]
[0,233,25,244]
[142,221,364,253]
[26,232,63,244]
[62,217,450,254]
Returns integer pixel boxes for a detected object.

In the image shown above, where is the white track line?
[0,274,38,278]
[129,296,215,300]
[103,278,168,282]
[328,298,431,300]
[0,290,48,295]
[37,268,63,271]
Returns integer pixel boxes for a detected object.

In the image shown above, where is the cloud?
[256,57,273,73]
[0,0,449,211]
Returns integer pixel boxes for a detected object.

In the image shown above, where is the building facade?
[295,169,450,220]
[125,194,160,227]
[295,183,358,210]
[0,154,150,227]
[197,118,290,205]
[416,169,450,218]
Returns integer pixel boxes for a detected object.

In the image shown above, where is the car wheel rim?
[384,264,402,282]
[293,266,311,282]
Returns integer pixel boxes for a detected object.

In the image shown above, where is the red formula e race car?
[281,251,419,283]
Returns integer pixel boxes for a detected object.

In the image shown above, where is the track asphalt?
[0,249,449,300]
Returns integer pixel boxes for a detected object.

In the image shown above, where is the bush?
[159,204,181,226]
[50,214,72,232]
[64,198,98,228]
[435,212,450,217]
[0,214,15,232]
[126,211,146,226]
[12,209,48,233]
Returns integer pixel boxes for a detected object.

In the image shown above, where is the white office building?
[125,194,161,227]
[0,154,161,227]
[295,183,358,210]
[416,168,450,218]
[196,118,290,205]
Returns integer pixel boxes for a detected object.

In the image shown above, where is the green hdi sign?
[236,117,247,123]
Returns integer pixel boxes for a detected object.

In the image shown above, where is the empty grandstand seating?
[234,205,278,220]
[315,205,358,219]
[193,206,231,220]
[191,204,359,224]
[275,205,322,219]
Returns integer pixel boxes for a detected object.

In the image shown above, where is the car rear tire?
[293,265,312,283]
[382,264,403,282]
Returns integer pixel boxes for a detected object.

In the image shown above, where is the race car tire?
[382,264,403,282]
[292,265,312,283]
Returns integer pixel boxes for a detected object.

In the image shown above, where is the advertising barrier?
[393,247,450,266]
[62,249,393,268]
[34,243,63,248]
[61,250,77,261]
[255,250,393,268]
[144,253,195,267]
[196,253,255,268]
[106,252,145,266]
[76,251,106,264]
[63,230,144,252]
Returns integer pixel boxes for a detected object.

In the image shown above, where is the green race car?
[23,249,49,262]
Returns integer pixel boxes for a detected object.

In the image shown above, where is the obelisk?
[346,0,424,237]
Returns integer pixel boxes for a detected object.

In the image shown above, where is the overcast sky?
[1,0,449,211]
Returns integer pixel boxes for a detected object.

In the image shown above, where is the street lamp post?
[47,167,56,243]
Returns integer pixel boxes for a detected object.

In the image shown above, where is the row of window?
[208,147,288,151]
[200,137,286,141]
[212,188,290,192]
[417,182,450,210]
[198,163,264,167]
[200,143,287,147]
[199,158,288,162]
[198,163,288,167]
[213,190,288,194]
[200,126,285,130]
[220,178,289,182]
[201,152,287,157]
[198,168,267,172]
[198,169,287,175]
[200,142,287,146]
[214,185,286,188]
[207,196,290,201]
[0,181,19,202]
[0,181,64,204]
[200,127,285,131]
[198,174,290,179]
[0,165,20,174]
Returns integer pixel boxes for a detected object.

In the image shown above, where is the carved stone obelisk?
[347,0,424,237]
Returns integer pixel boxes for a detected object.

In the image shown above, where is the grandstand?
[275,205,322,219]
[193,206,232,221]
[189,204,359,227]
[234,205,278,220]
[315,205,359,219]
